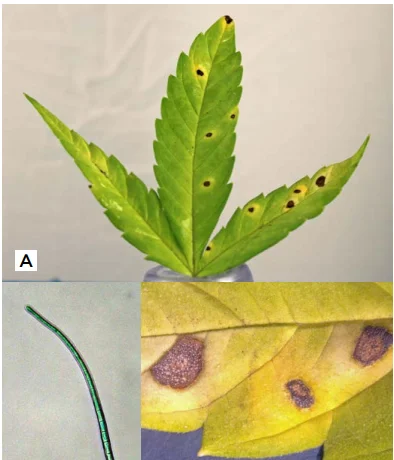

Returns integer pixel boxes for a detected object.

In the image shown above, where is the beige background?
[3,4,392,281]
[3,282,140,460]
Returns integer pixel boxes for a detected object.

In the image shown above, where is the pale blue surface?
[142,428,324,460]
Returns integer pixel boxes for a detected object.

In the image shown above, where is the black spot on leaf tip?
[88,185,92,189]
[248,207,255,213]
[196,69,204,76]
[353,326,393,366]
[316,176,326,187]
[294,189,301,194]
[224,15,233,24]
[286,200,295,209]
[230,114,236,119]
[203,180,211,187]
[286,379,314,409]
[205,132,213,138]
[151,336,204,389]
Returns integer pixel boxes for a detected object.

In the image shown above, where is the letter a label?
[15,250,38,272]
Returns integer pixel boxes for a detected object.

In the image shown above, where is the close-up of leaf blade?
[25,94,190,275]
[154,15,242,273]
[197,136,369,277]
[201,319,391,454]
[141,282,393,458]
[324,371,392,459]
[202,411,333,458]
[142,282,391,336]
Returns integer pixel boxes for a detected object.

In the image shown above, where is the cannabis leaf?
[154,15,241,272]
[141,282,393,458]
[25,16,369,277]
[197,135,369,276]
[25,94,190,275]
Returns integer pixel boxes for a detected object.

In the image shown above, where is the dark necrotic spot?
[205,132,213,138]
[203,180,211,187]
[353,326,393,366]
[205,245,211,251]
[316,176,326,187]
[294,189,301,194]
[88,185,92,189]
[196,69,204,76]
[286,200,295,209]
[248,207,255,213]
[150,336,204,389]
[224,15,233,24]
[230,114,236,119]
[286,379,314,409]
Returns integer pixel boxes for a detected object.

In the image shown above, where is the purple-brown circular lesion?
[353,326,393,366]
[150,336,204,389]
[286,379,315,409]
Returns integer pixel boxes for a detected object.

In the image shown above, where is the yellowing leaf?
[25,94,190,275]
[142,326,296,427]
[141,282,393,458]
[200,412,333,458]
[324,371,393,460]
[201,320,392,454]
[142,282,392,336]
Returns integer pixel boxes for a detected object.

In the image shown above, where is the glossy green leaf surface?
[154,16,242,273]
[25,94,190,275]
[141,282,393,458]
[197,136,369,276]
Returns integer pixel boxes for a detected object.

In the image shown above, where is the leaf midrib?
[141,316,393,338]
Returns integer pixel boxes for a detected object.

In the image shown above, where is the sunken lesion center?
[150,336,204,389]
[353,326,393,366]
[286,379,314,409]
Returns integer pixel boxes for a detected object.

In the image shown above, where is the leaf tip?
[354,134,371,162]
[24,92,36,105]
[224,15,234,25]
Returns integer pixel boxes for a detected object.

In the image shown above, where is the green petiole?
[26,305,115,460]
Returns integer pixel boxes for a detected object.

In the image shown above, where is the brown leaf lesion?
[353,326,393,366]
[151,336,204,389]
[285,379,315,409]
